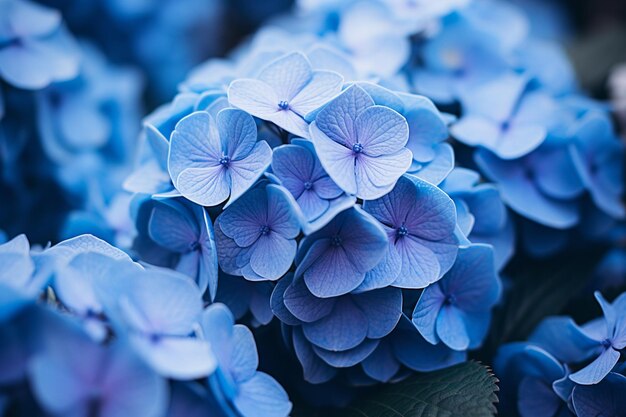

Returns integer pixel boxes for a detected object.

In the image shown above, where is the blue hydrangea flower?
[475,147,582,230]
[352,83,453,184]
[570,111,625,220]
[228,52,343,138]
[412,244,501,351]
[530,292,626,385]
[94,264,216,379]
[0,0,79,89]
[441,168,515,270]
[360,175,458,290]
[494,342,570,417]
[452,74,562,159]
[148,199,218,299]
[295,206,388,298]
[271,273,402,383]
[168,108,272,207]
[270,139,355,234]
[29,314,167,417]
[215,184,300,281]
[309,85,412,200]
[571,372,626,417]
[201,303,292,417]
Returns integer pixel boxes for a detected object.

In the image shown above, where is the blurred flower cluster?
[1,0,625,416]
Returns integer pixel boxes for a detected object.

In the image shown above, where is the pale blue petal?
[130,336,216,380]
[217,108,258,160]
[248,233,296,280]
[315,85,374,147]
[228,79,280,120]
[258,52,312,101]
[290,70,344,118]
[176,166,231,207]
[355,106,409,156]
[412,283,446,345]
[436,305,470,351]
[354,149,413,199]
[230,325,259,383]
[168,111,221,188]
[310,122,357,195]
[569,348,620,385]
[227,141,272,207]
[233,372,292,417]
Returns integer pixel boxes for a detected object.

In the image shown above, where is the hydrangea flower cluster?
[0,0,625,416]
[127,30,505,400]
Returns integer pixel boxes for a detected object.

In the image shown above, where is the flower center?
[352,143,363,153]
[278,100,289,110]
[330,235,343,247]
[219,155,230,166]
[396,225,409,238]
[189,241,200,251]
[444,294,457,305]
[601,338,613,348]
[303,181,313,190]
[259,225,271,235]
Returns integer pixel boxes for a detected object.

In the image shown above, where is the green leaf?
[342,361,498,417]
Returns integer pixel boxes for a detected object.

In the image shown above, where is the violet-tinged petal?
[283,277,335,323]
[291,328,337,384]
[312,339,379,368]
[353,287,402,339]
[302,299,368,351]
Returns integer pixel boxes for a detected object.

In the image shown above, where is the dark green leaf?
[342,361,498,417]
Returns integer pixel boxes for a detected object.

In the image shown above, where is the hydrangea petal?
[302,299,368,351]
[354,149,413,199]
[168,112,222,188]
[290,70,344,117]
[355,106,409,156]
[283,277,335,323]
[234,372,292,417]
[436,305,470,351]
[292,327,337,384]
[353,288,402,339]
[228,79,280,120]
[227,141,273,207]
[310,122,358,195]
[217,108,258,160]
[312,339,379,367]
[315,85,374,146]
